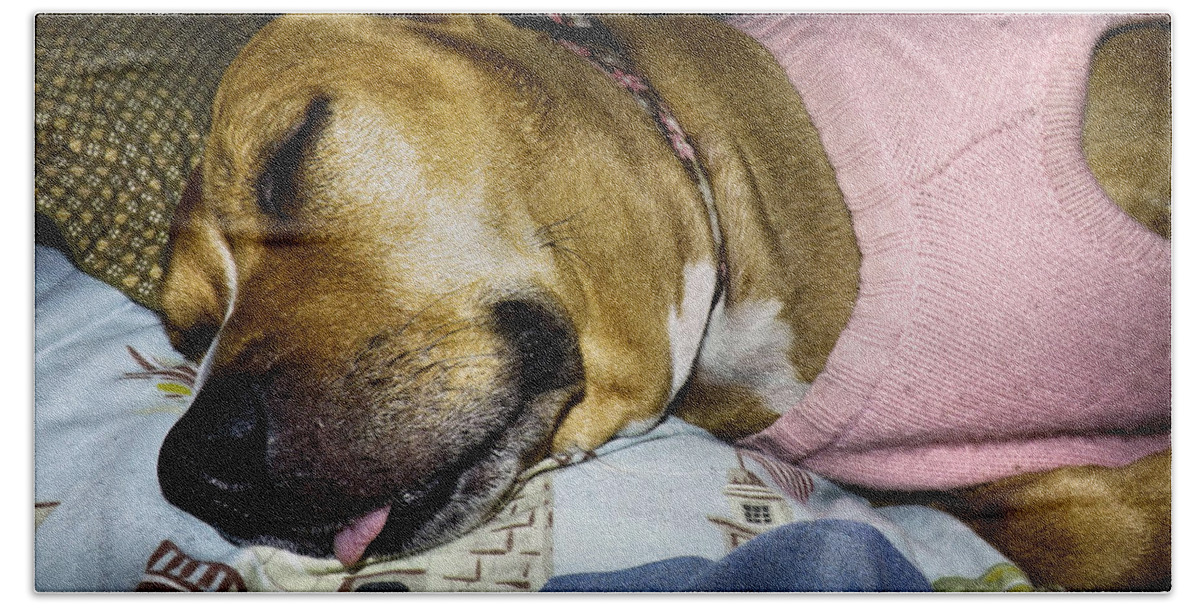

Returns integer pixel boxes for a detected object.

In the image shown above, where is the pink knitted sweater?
[730,14,1171,490]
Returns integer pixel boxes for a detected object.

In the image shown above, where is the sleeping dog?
[156,15,1170,590]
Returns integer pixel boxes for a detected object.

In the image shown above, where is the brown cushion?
[35,15,272,310]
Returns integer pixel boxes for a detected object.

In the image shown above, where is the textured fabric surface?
[34,14,271,310]
[542,520,931,592]
[731,14,1171,490]
[36,246,1025,591]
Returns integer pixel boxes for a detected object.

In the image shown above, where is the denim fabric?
[543,520,931,592]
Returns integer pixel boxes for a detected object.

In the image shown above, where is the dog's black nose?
[158,372,275,541]
[160,371,364,550]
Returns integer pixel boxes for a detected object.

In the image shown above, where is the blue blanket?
[544,520,930,592]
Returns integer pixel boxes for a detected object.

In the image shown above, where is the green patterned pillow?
[35,14,273,311]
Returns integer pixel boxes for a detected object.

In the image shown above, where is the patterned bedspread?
[35,244,1032,592]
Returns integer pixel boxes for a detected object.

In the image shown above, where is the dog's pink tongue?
[334,505,391,567]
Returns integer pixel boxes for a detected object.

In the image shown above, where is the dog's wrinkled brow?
[256,96,332,220]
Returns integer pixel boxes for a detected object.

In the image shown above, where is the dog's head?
[157,15,602,563]
[157,14,718,565]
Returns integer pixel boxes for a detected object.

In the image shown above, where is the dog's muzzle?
[157,298,584,564]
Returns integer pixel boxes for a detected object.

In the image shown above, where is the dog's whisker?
[394,286,472,338]
[534,223,590,267]
[242,342,304,379]
[408,323,485,356]
[534,214,579,236]
[538,235,579,250]
[414,314,490,336]
[363,315,494,372]
[534,214,584,250]
[396,324,491,368]
[435,352,504,363]
[382,314,491,360]
[551,245,591,269]
[409,352,505,375]
[409,356,503,379]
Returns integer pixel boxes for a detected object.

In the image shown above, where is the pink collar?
[506,14,728,309]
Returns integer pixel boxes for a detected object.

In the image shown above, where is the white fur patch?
[695,299,810,415]
[384,192,546,295]
[616,416,663,438]
[666,261,719,399]
[194,230,238,388]
[325,107,550,297]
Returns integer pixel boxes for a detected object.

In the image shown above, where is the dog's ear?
[161,165,229,361]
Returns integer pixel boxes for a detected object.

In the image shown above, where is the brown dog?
[156,15,1169,590]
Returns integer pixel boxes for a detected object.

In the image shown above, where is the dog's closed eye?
[256,96,333,220]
